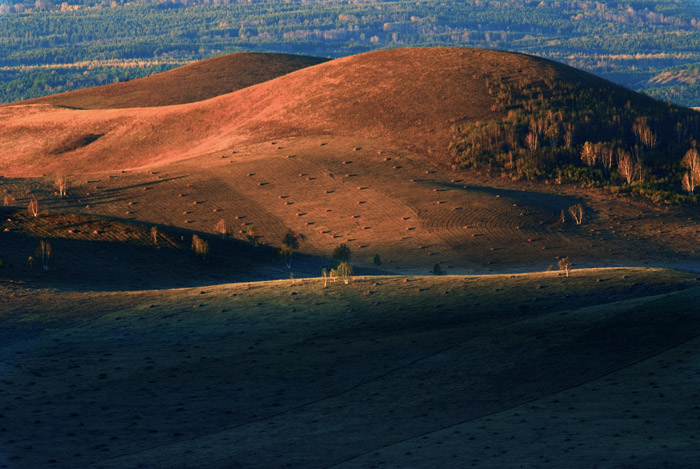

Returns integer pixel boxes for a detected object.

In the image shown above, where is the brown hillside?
[10,52,327,110]
[0,47,595,176]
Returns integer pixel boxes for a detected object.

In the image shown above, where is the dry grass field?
[2,47,700,468]
[1,269,699,468]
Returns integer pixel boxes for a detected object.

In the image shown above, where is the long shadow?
[0,212,341,292]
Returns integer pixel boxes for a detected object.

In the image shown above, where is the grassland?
[1,268,699,468]
[2,47,700,468]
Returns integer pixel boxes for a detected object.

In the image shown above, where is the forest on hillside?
[1,0,699,106]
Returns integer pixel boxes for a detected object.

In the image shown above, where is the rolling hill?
[5,47,690,177]
[2,46,700,469]
[9,52,327,110]
[1,47,700,279]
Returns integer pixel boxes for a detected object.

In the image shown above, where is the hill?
[1,269,699,467]
[10,52,327,110]
[2,48,700,277]
[1,47,698,181]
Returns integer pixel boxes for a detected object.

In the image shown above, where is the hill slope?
[2,47,673,177]
[1,270,699,467]
[9,52,327,110]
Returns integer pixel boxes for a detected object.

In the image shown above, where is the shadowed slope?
[1,270,699,468]
[0,47,675,176]
[10,52,327,110]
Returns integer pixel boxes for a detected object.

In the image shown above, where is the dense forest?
[1,0,699,106]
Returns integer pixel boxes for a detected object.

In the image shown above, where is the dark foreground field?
[1,268,699,468]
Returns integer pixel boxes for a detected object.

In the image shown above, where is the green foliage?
[280,228,300,269]
[332,243,351,265]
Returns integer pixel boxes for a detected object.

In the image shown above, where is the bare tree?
[617,150,640,184]
[191,234,210,263]
[36,240,52,271]
[322,268,328,287]
[633,117,657,149]
[55,175,68,197]
[682,172,694,194]
[28,197,39,218]
[558,257,572,277]
[580,141,596,167]
[151,226,159,244]
[215,219,229,238]
[568,204,584,225]
[336,261,353,285]
[525,131,539,153]
[681,148,700,194]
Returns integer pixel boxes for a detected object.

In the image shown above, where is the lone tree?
[681,148,700,194]
[246,224,257,247]
[150,226,159,245]
[55,175,68,197]
[36,240,52,271]
[432,263,444,275]
[558,257,572,277]
[373,253,382,267]
[281,228,300,269]
[336,261,353,285]
[191,234,210,264]
[332,243,352,264]
[215,219,229,238]
[28,197,39,218]
[568,204,584,225]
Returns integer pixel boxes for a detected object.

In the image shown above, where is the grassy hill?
[1,269,699,467]
[9,52,327,110]
[2,47,700,468]
[1,47,698,194]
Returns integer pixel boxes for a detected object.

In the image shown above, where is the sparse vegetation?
[55,175,68,197]
[28,197,38,217]
[36,240,51,271]
[280,228,300,269]
[332,243,352,265]
[245,224,257,247]
[215,218,229,238]
[191,234,210,263]
[336,261,353,284]
[568,204,584,225]
[558,257,572,277]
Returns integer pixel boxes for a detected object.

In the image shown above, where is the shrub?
[432,263,444,275]
[280,228,300,268]
[558,257,572,277]
[191,234,210,263]
[332,243,351,265]
[336,261,353,284]
[215,219,229,238]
